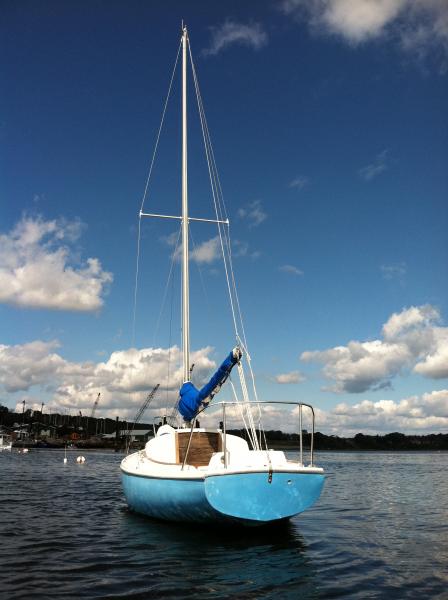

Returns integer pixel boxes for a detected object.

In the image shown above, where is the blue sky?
[1,0,447,434]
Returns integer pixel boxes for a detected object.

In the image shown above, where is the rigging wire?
[152,225,182,347]
[189,45,241,346]
[132,40,181,347]
[188,41,264,447]
[130,40,182,426]
[131,35,266,439]
[166,243,177,406]
[139,41,182,215]
[189,227,214,328]
[132,217,142,347]
[189,44,248,350]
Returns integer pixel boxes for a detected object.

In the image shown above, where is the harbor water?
[0,450,446,599]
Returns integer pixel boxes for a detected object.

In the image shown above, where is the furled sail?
[178,347,242,421]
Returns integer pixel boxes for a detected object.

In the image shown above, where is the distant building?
[102,426,154,443]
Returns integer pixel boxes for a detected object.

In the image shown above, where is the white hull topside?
[121,426,323,480]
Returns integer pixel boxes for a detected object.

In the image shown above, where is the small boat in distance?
[0,432,12,451]
[120,25,325,526]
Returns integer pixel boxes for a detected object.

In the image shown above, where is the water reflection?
[113,510,318,599]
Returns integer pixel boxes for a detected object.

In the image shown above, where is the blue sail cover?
[178,350,240,421]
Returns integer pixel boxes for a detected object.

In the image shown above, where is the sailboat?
[120,25,324,526]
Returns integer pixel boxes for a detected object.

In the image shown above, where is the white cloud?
[0,341,218,418]
[274,370,306,384]
[3,339,446,435]
[0,216,112,312]
[190,236,221,264]
[160,231,180,248]
[0,340,69,392]
[289,176,310,190]
[203,20,268,56]
[162,234,224,265]
[381,304,439,340]
[280,0,448,71]
[238,200,267,228]
[279,264,304,276]
[280,0,405,43]
[359,149,389,181]
[205,387,448,435]
[301,305,448,393]
[414,328,448,379]
[306,389,448,435]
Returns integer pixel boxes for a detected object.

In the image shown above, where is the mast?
[181,25,190,382]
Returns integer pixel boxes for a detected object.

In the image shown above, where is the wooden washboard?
[176,431,222,467]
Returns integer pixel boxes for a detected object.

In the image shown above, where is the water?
[0,450,446,599]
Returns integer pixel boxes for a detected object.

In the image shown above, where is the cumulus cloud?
[0,341,218,418]
[0,216,112,312]
[280,0,448,71]
[381,304,439,339]
[3,338,446,435]
[359,149,389,181]
[205,387,448,435]
[279,264,304,276]
[203,20,268,56]
[238,200,267,228]
[414,328,448,379]
[274,370,306,384]
[305,389,448,435]
[301,305,448,393]
[0,340,69,392]
[281,0,406,43]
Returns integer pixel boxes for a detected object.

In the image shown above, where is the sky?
[1,0,447,435]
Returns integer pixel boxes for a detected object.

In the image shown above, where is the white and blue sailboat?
[121,26,324,526]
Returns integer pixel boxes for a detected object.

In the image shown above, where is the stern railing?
[181,401,317,470]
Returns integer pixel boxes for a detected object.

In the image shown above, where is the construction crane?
[125,384,160,453]
[89,393,101,419]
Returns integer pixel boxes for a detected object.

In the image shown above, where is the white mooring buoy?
[76,455,86,463]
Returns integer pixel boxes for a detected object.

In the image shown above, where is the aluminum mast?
[181,25,190,383]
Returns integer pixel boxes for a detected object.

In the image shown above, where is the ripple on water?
[1,450,447,599]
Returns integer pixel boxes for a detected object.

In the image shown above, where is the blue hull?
[121,470,324,526]
[121,472,222,523]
